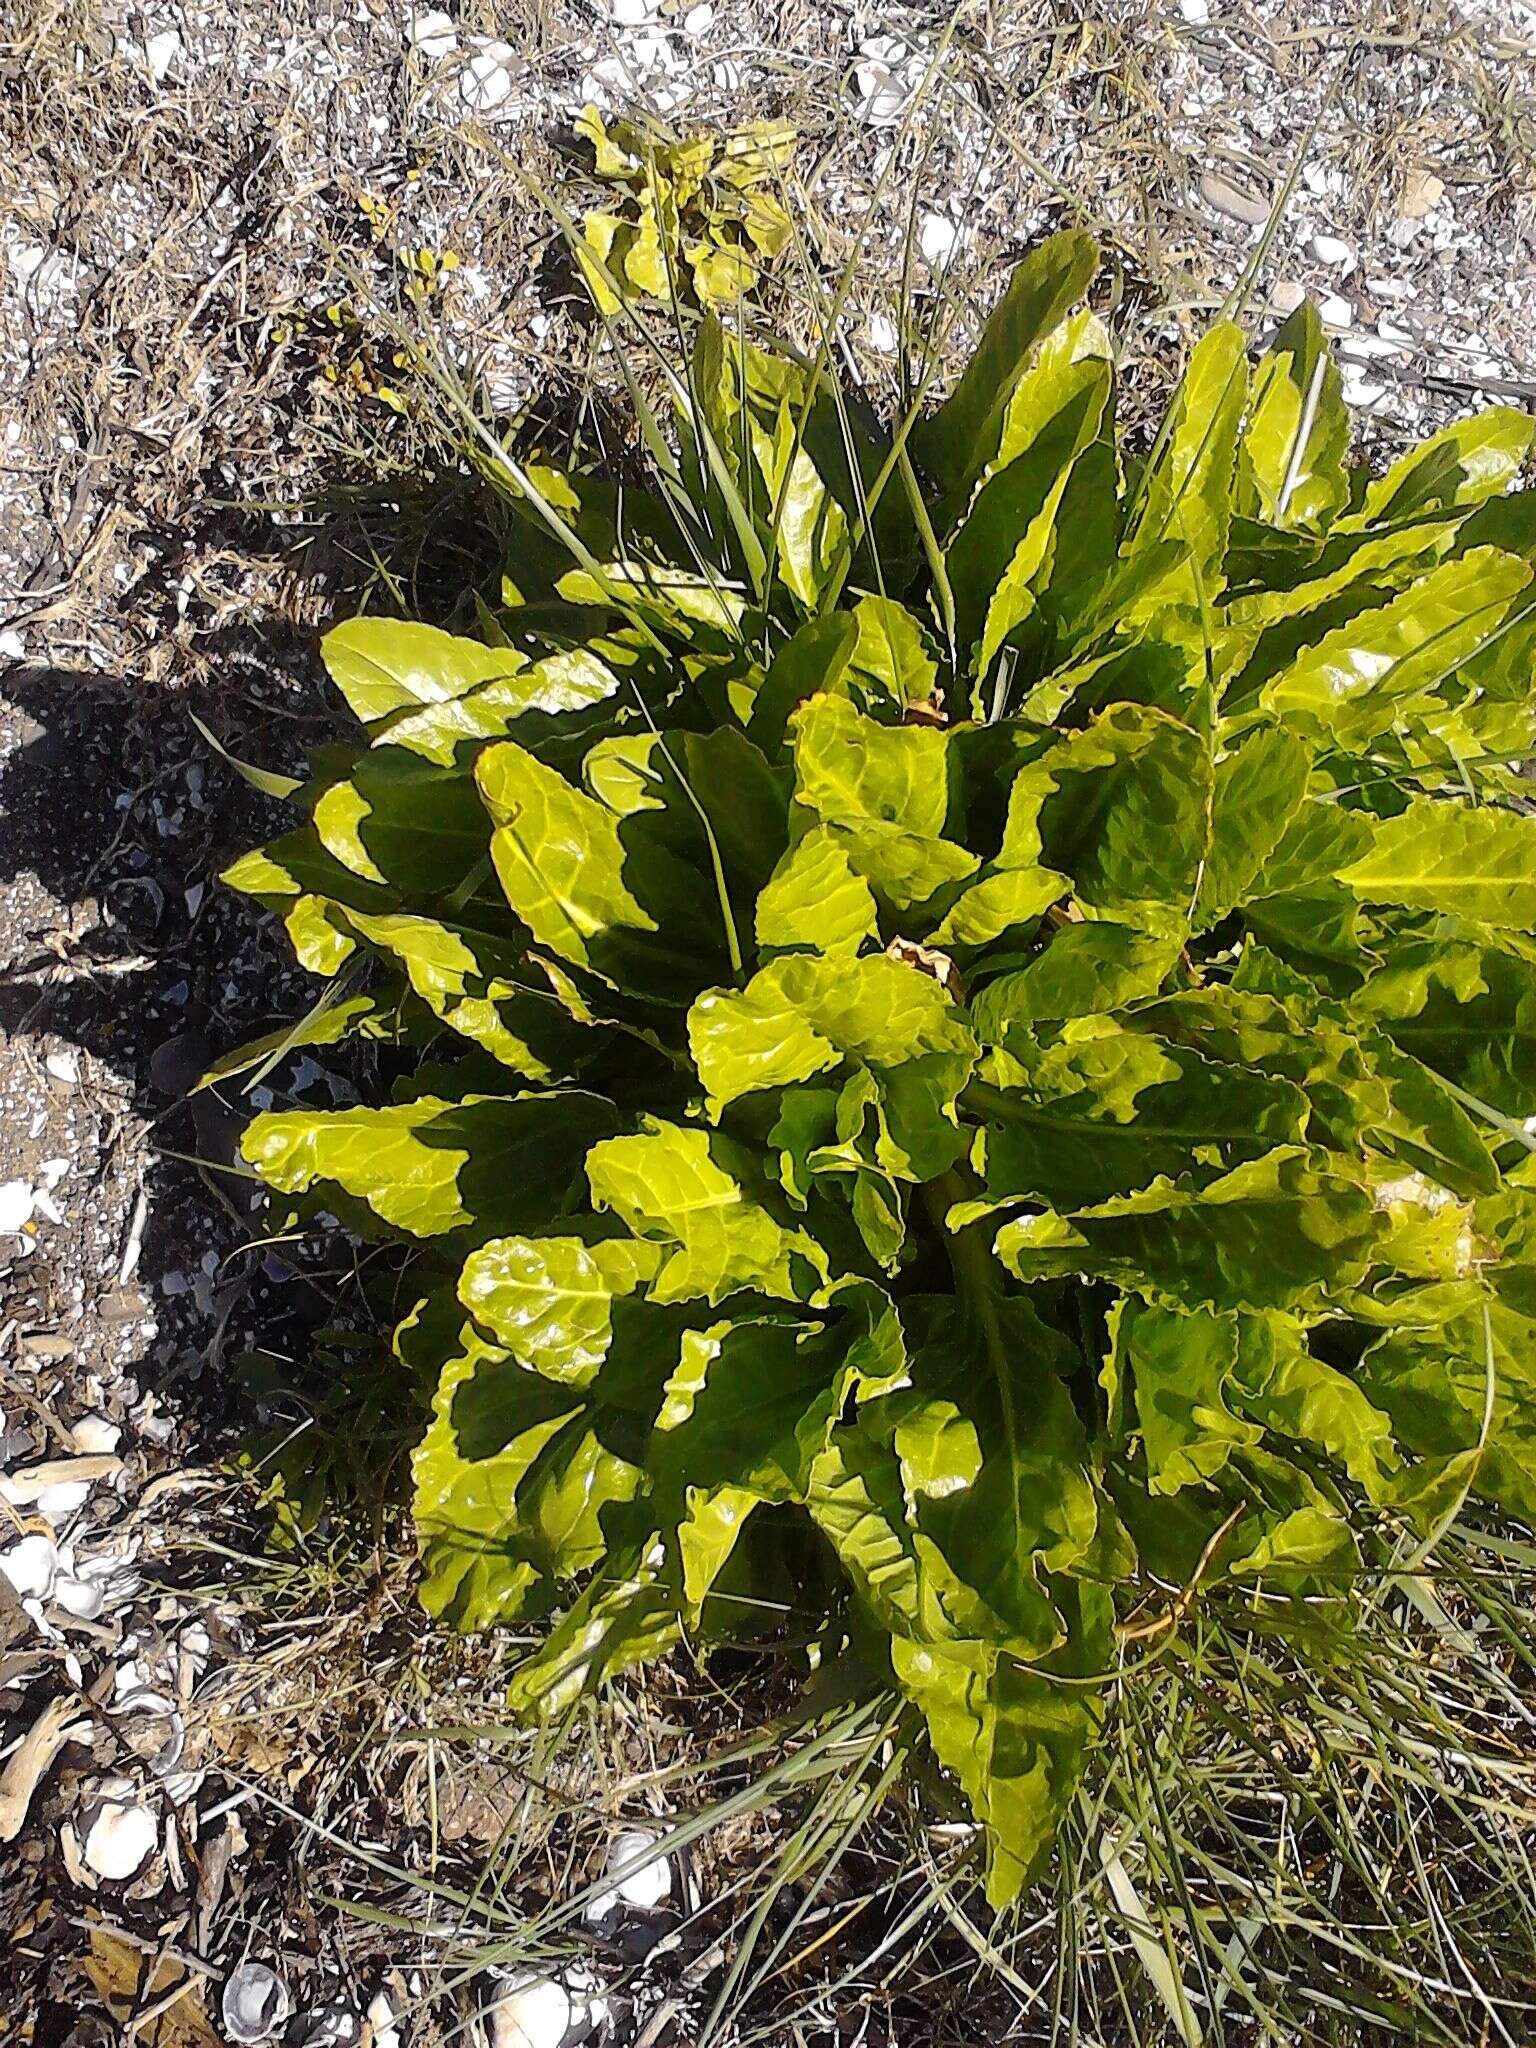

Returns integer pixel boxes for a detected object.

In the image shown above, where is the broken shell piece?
[0,1180,33,1232]
[72,1414,122,1456]
[53,1573,106,1620]
[482,1974,569,2048]
[0,1695,90,1842]
[1,1533,59,1601]
[585,1827,672,1922]
[83,1784,159,1880]
[223,1963,292,2043]
[297,2006,359,2048]
[366,1988,401,2048]
[113,1689,187,1778]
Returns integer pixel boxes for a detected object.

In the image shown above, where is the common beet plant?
[222,229,1536,1904]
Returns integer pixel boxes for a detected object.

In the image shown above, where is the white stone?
[609,0,653,20]
[144,29,181,80]
[0,1180,32,1232]
[406,9,457,58]
[45,1049,79,1084]
[1310,232,1352,266]
[483,1976,569,2048]
[1179,0,1210,20]
[918,212,957,267]
[866,312,899,353]
[1318,292,1352,328]
[1,1534,58,1600]
[683,3,713,29]
[1269,279,1306,315]
[1342,375,1386,407]
[84,1795,158,1880]
[365,1991,400,2048]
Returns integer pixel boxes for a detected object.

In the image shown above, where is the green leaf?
[339,910,587,1076]
[970,923,1180,1035]
[1260,549,1531,748]
[477,739,726,995]
[322,618,527,732]
[1342,407,1536,530]
[313,748,490,895]
[1340,800,1536,928]
[689,952,977,1132]
[789,695,977,911]
[911,229,1099,497]
[1355,933,1536,1116]
[754,828,879,959]
[1362,1304,1536,1525]
[995,1147,1385,1314]
[1241,300,1350,532]
[586,1119,829,1304]
[973,1028,1309,1210]
[1127,321,1249,604]
[747,610,860,752]
[848,596,941,711]
[891,1618,1105,1908]
[1194,728,1311,929]
[414,1324,651,1628]
[1112,1299,1263,1493]
[242,1091,617,1241]
[1021,704,1213,932]
[458,1233,662,1383]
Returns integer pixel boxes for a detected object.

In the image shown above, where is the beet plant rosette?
[221,231,1536,1903]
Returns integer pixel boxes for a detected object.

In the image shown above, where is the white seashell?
[72,1415,122,1456]
[483,1974,569,2048]
[44,1050,80,1085]
[586,1827,672,1922]
[53,1574,106,1620]
[1318,292,1352,329]
[223,1963,292,2043]
[866,312,900,354]
[83,1794,158,1880]
[35,1480,92,1521]
[406,10,457,58]
[918,213,957,267]
[1310,232,1353,267]
[0,1181,33,1233]
[460,42,518,113]
[114,1689,187,1777]
[1,1534,58,1600]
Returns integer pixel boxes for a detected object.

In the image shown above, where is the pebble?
[1269,279,1306,316]
[1318,292,1352,328]
[0,1181,33,1233]
[1310,232,1353,268]
[72,1415,122,1455]
[866,312,899,353]
[609,0,653,20]
[45,1049,79,1085]
[366,1990,401,2048]
[83,1791,158,1880]
[1199,171,1270,226]
[485,1976,570,2048]
[1179,0,1211,19]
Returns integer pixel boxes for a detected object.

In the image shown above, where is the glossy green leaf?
[754,828,879,958]
[910,229,1098,496]
[1340,800,1536,928]
[243,1091,617,1241]
[1241,300,1350,532]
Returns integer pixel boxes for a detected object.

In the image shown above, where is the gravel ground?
[2,2,1534,2043]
